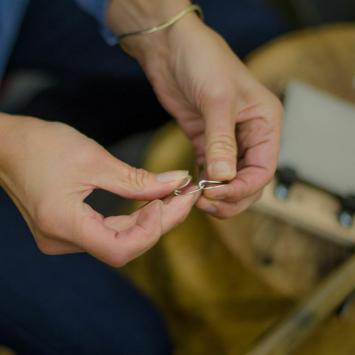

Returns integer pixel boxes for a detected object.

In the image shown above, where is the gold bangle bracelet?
[119,4,203,41]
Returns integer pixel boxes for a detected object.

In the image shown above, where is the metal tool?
[174,179,226,196]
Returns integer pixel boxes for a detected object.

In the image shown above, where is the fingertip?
[196,196,219,215]
[208,160,236,181]
[163,190,198,212]
[151,174,193,200]
[160,188,200,234]
[200,204,219,215]
[178,184,202,204]
[203,183,229,200]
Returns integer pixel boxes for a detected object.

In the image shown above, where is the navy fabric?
[0,0,114,80]
[0,189,172,355]
[0,0,28,78]
[6,0,289,80]
[3,0,289,147]
[6,0,142,80]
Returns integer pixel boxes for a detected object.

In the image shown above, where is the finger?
[77,201,163,267]
[106,185,199,241]
[203,116,278,204]
[160,185,200,234]
[203,164,272,203]
[203,94,281,202]
[93,155,191,201]
[77,190,198,267]
[203,99,237,181]
[103,190,198,262]
[196,190,262,219]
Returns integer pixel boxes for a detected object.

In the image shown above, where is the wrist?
[107,0,191,36]
[0,114,39,184]
[122,11,205,68]
[0,112,17,157]
[0,113,16,183]
[106,0,204,63]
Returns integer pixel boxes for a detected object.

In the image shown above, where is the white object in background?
[279,81,355,196]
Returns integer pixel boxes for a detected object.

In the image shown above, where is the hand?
[125,14,283,218]
[0,115,197,266]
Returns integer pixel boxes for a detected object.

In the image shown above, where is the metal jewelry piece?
[119,4,203,41]
[199,180,226,190]
[174,178,226,196]
[173,176,193,196]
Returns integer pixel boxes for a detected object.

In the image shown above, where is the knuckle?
[127,168,150,190]
[78,144,105,167]
[205,85,234,106]
[207,134,236,156]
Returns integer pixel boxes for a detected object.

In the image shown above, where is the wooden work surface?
[122,24,355,355]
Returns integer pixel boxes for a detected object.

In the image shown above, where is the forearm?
[0,113,40,187]
[0,113,16,185]
[0,112,16,161]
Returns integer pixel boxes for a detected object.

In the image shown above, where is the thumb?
[94,157,191,200]
[204,106,237,181]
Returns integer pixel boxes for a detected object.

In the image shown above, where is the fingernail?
[157,170,189,183]
[211,161,234,179]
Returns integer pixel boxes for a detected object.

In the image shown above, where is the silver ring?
[178,185,204,195]
[173,176,192,196]
[173,179,226,196]
[198,180,226,190]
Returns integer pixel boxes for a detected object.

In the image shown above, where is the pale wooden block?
[253,179,355,245]
[279,80,355,197]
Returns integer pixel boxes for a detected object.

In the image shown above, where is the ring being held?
[174,178,227,196]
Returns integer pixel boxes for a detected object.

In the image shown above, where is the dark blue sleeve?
[75,0,118,45]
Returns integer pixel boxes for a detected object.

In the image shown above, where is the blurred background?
[1,0,355,354]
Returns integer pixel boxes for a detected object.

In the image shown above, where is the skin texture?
[0,0,283,264]
[0,115,198,266]
[111,5,283,219]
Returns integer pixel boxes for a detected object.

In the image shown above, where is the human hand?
[124,13,283,218]
[0,115,197,266]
